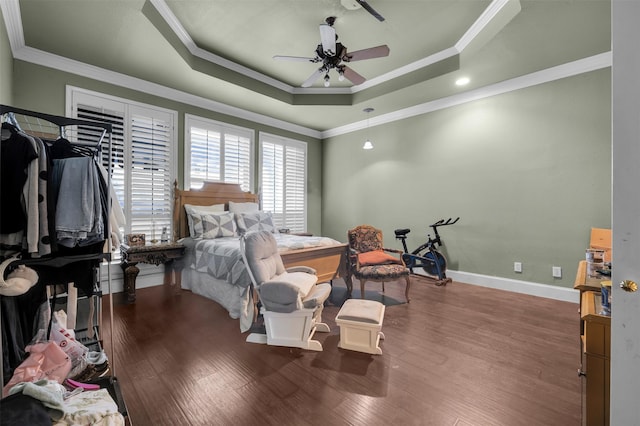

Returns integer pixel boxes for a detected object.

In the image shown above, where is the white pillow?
[185,203,224,237]
[228,201,259,214]
[193,211,237,239]
[235,211,276,235]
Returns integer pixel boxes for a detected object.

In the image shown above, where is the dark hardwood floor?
[101,276,581,426]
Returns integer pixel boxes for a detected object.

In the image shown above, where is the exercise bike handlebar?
[430,217,460,228]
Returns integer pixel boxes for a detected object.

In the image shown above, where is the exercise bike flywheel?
[422,251,447,277]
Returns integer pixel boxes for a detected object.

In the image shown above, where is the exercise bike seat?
[394,228,410,237]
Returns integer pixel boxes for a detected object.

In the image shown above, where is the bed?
[172,181,348,332]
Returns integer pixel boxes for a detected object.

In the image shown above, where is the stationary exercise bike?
[394,217,459,286]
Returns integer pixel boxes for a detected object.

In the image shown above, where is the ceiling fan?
[273,16,390,88]
[342,0,386,22]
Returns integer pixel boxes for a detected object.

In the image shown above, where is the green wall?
[10,60,324,235]
[0,8,13,105]
[8,56,612,289]
[322,69,611,288]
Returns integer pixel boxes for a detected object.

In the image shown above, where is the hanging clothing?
[1,124,54,257]
[50,157,104,248]
[0,124,38,241]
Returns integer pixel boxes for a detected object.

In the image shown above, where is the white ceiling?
[4,0,611,136]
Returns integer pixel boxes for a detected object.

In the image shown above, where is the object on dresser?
[601,280,612,315]
[585,248,606,278]
[125,233,145,246]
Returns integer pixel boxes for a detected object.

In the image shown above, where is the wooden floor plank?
[102,277,581,426]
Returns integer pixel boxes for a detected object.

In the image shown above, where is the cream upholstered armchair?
[240,230,331,351]
[347,225,411,302]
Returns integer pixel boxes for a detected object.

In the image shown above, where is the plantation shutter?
[190,126,221,186]
[185,115,253,192]
[260,135,307,233]
[70,89,176,241]
[284,144,306,231]
[261,141,285,226]
[74,102,126,238]
[129,107,174,240]
[223,132,252,191]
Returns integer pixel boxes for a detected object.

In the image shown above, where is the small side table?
[120,242,185,303]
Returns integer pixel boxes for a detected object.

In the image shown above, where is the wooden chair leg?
[405,275,411,302]
[382,282,385,293]
[360,280,366,299]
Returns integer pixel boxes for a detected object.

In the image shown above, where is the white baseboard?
[97,262,167,294]
[434,270,580,304]
[97,263,578,304]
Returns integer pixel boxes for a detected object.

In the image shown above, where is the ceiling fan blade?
[273,55,319,63]
[342,66,366,85]
[319,24,337,56]
[301,68,325,88]
[356,0,385,22]
[344,45,390,62]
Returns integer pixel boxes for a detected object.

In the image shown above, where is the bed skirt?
[181,268,254,332]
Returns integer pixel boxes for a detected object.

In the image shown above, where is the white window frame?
[66,86,178,242]
[259,132,307,233]
[184,114,254,192]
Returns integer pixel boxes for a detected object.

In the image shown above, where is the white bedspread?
[180,233,342,332]
[183,233,341,289]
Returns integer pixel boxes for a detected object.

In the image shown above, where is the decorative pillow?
[235,211,276,235]
[193,211,237,239]
[184,203,225,237]
[358,250,401,266]
[229,201,259,214]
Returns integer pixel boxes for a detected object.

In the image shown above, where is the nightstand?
[120,242,185,303]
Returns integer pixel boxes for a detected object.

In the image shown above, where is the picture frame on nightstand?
[125,233,145,246]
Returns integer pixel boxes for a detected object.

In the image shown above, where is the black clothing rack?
[1,104,112,138]
[0,105,125,418]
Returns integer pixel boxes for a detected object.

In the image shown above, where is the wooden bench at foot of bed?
[281,243,347,284]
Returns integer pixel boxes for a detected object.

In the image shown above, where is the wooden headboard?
[173,181,258,240]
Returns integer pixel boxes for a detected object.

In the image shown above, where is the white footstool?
[336,299,385,355]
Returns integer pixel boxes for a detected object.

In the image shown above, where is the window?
[260,133,307,233]
[67,87,177,241]
[184,115,253,192]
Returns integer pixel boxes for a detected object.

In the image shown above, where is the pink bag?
[2,341,71,397]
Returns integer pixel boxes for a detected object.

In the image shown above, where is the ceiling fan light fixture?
[324,74,331,87]
[338,69,345,81]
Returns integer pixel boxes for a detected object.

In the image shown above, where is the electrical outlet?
[514,262,522,273]
[552,266,562,278]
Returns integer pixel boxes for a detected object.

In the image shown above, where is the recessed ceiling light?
[455,77,470,86]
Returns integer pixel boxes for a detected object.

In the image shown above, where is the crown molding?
[1,0,611,140]
[321,51,612,139]
[0,0,23,51]
[456,0,514,52]
[149,0,295,94]
[148,0,515,96]
[12,45,323,138]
